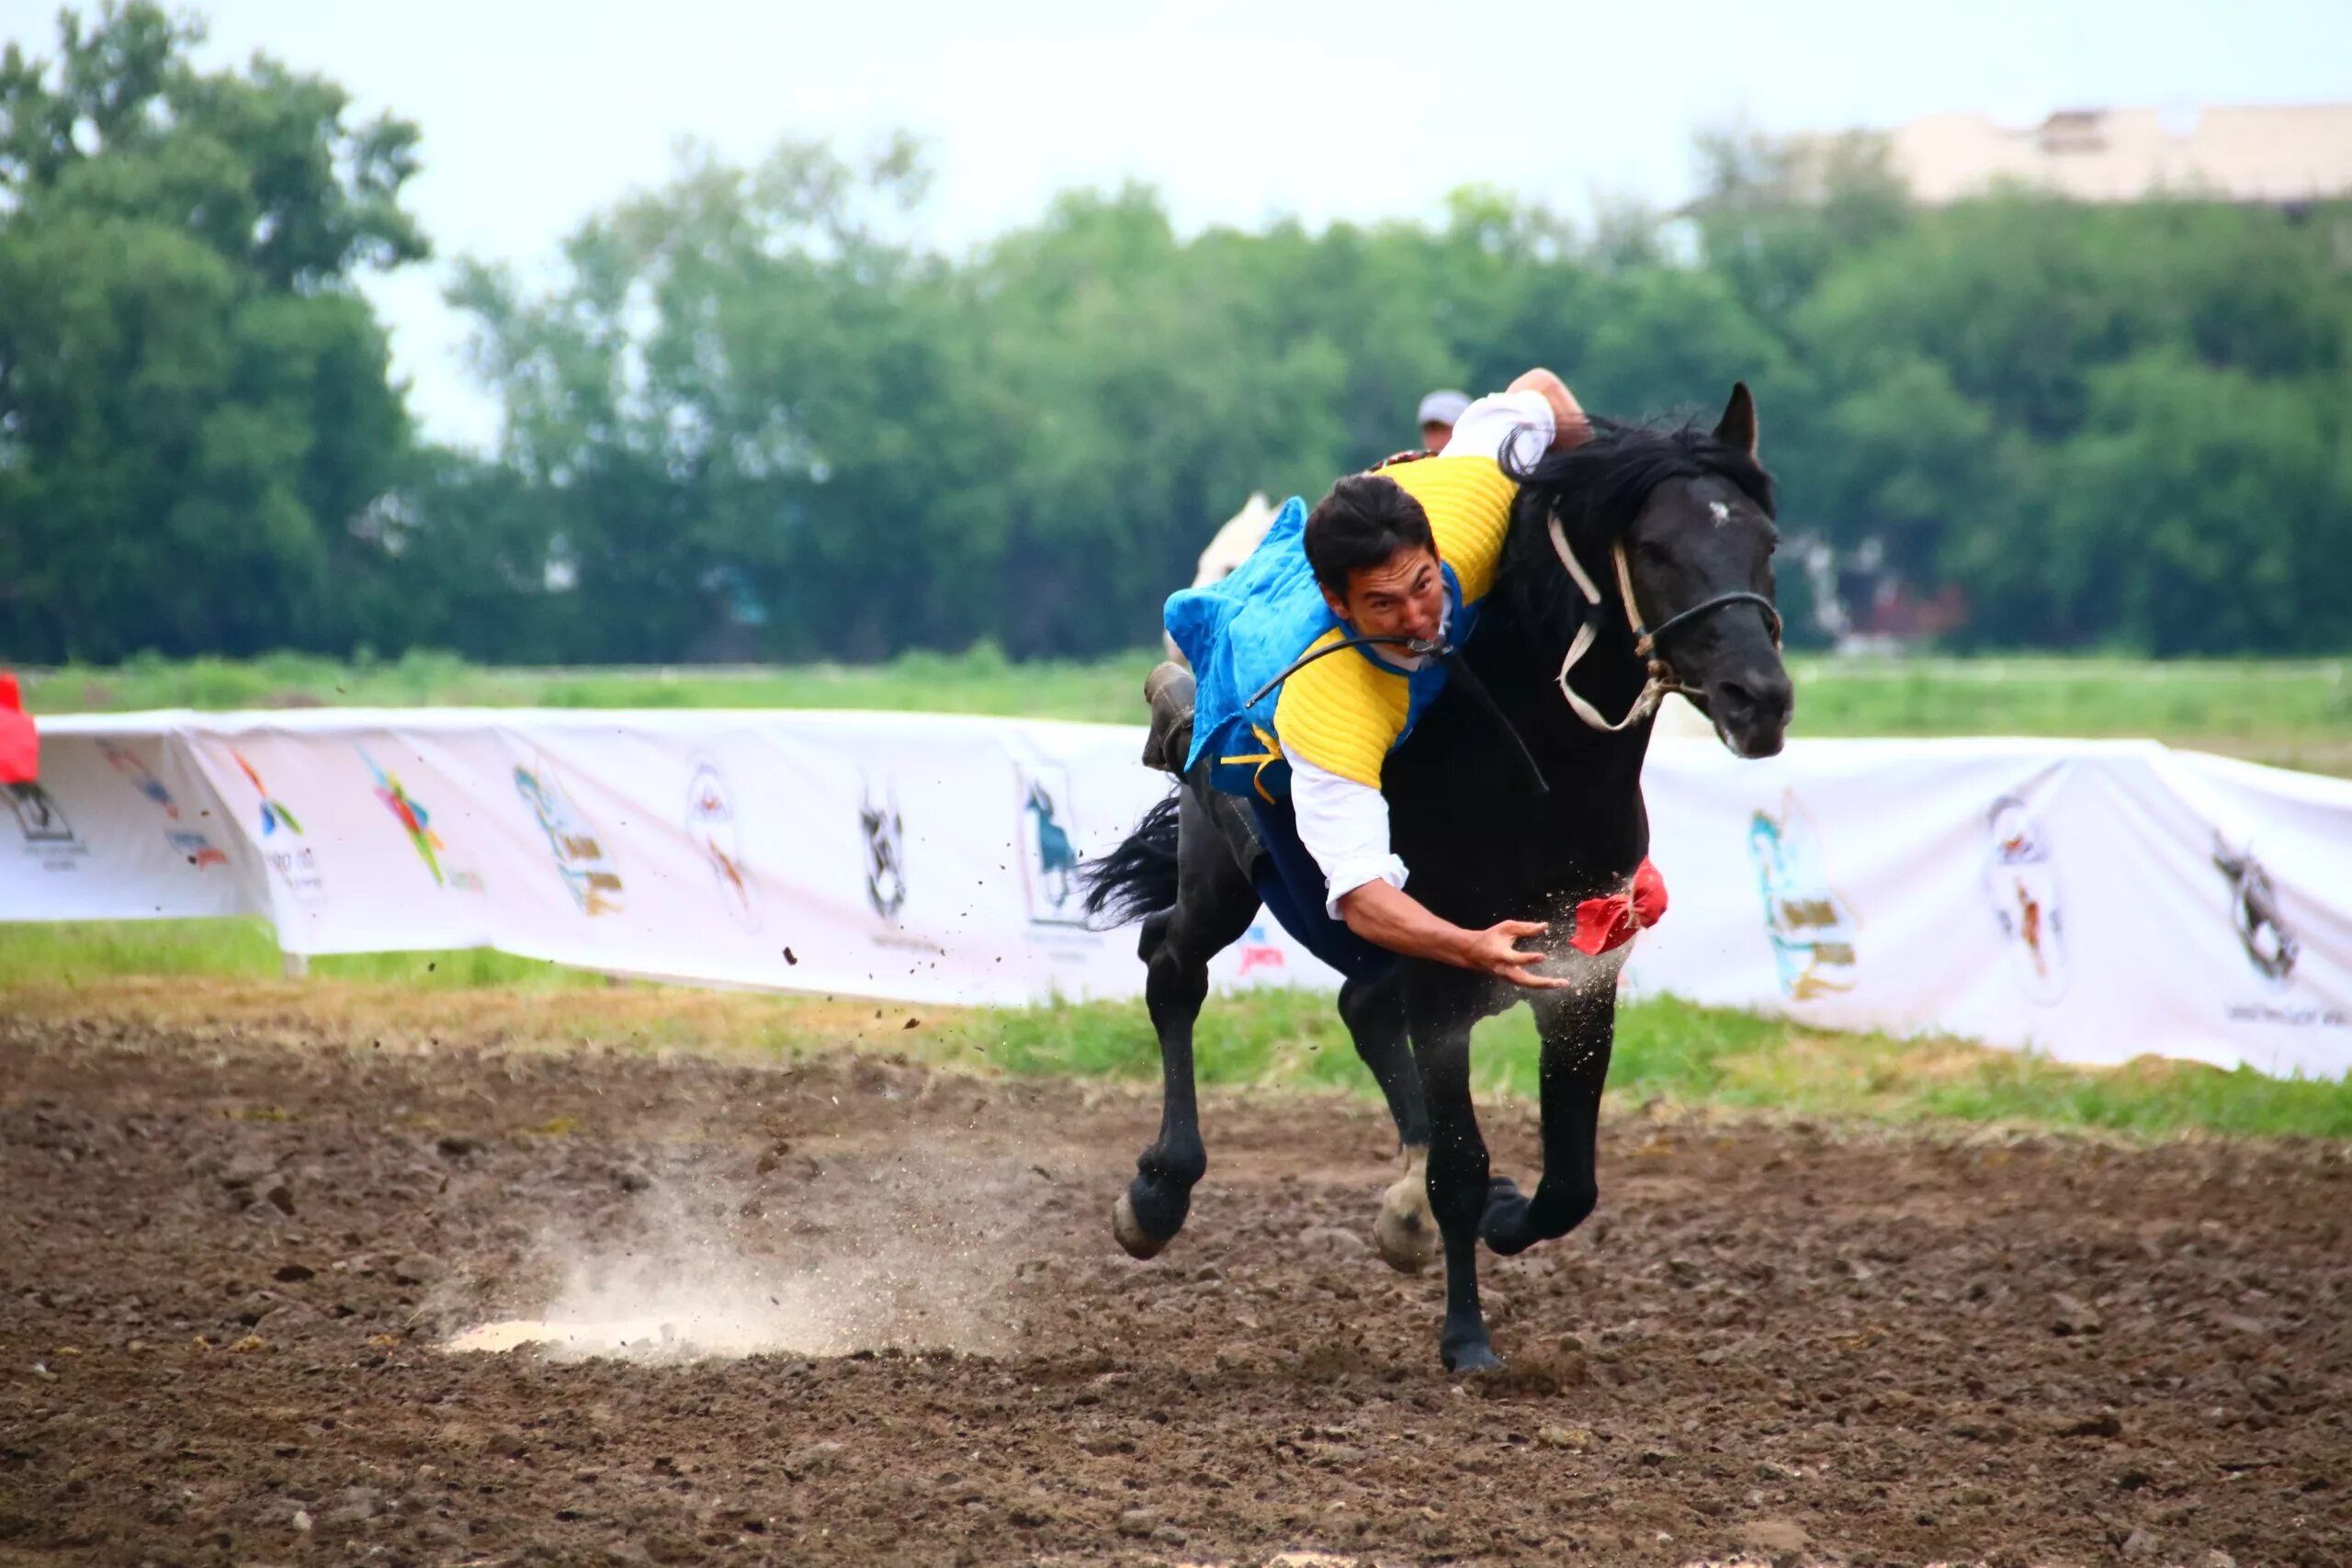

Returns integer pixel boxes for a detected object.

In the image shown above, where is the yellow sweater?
[1266,454,1518,788]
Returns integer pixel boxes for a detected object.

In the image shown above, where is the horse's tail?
[1079,791,1182,928]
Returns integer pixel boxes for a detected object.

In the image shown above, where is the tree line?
[4,4,2348,666]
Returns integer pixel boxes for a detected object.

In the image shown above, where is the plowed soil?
[2,1016,2346,1567]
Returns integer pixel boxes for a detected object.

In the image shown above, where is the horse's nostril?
[1714,670,1792,730]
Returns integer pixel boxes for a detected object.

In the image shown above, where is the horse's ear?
[1715,382,1758,457]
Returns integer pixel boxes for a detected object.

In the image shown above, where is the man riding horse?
[1141,369,1594,985]
[1094,377,1790,1370]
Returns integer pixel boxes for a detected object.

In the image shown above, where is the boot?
[1141,661,1196,774]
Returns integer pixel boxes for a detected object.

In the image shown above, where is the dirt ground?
[2,1016,2346,1568]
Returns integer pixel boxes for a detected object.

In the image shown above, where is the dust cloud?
[445,1148,1030,1361]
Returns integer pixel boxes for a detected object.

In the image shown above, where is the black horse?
[1081,386,1792,1370]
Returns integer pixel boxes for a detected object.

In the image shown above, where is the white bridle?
[1545,514,1781,734]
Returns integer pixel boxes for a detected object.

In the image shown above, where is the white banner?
[5,710,2346,1078]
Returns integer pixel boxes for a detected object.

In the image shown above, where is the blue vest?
[1165,496,1479,803]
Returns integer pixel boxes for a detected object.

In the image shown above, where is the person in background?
[1415,388,1471,454]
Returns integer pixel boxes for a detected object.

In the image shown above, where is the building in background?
[1814,103,2352,209]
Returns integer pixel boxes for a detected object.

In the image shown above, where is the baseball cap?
[1417,389,1472,427]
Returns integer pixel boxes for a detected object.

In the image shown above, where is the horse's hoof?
[1480,1175,1532,1255]
[1112,1190,1168,1260]
[1442,1339,1504,1375]
[1374,1147,1438,1274]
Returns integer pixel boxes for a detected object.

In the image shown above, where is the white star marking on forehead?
[1709,500,1731,525]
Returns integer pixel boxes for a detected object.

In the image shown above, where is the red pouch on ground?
[1568,857,1668,955]
[0,672,38,784]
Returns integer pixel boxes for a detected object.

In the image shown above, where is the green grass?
[954,990,2352,1140]
[5,919,2346,1138]
[0,918,600,989]
[23,649,2352,773]
[21,646,1163,727]
[1781,655,2352,774]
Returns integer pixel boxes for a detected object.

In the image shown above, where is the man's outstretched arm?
[1338,880,1569,990]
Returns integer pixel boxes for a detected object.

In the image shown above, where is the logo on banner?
[101,740,228,869]
[1017,769,1086,927]
[2212,837,2298,983]
[860,783,908,921]
[1982,795,2068,1005]
[230,750,323,902]
[360,747,481,892]
[686,761,759,928]
[1237,921,1285,977]
[514,760,625,916]
[1747,793,1859,1000]
[233,750,303,837]
[6,781,89,872]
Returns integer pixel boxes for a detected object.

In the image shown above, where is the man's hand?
[1464,919,1572,989]
[1337,881,1572,989]
[1508,367,1592,450]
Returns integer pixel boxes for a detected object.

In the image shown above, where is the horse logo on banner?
[686,761,759,929]
[2213,837,2298,982]
[1747,792,1859,1000]
[1018,770,1085,927]
[861,783,907,922]
[514,759,625,917]
[1983,794,2069,1005]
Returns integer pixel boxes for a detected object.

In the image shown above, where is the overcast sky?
[4,0,2346,447]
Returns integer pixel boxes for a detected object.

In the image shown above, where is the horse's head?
[1505,385,1792,758]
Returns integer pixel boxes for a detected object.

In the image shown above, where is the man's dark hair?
[1303,475,1436,596]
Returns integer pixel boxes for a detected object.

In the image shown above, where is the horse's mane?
[1496,416,1776,637]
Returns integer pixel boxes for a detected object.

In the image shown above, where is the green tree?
[0,2,423,661]
[2036,355,2351,653]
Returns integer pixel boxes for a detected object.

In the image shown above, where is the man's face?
[1325,546,1446,644]
[1419,420,1453,454]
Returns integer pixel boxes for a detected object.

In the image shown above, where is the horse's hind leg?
[1114,790,1260,1259]
[1338,973,1437,1273]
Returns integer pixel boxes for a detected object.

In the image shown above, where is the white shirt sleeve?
[1441,388,1556,471]
[1282,743,1408,918]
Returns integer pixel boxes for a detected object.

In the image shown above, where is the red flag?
[1568,857,1668,955]
[0,672,37,784]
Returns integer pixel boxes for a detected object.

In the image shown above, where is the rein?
[1244,635,1553,798]
[1545,515,1781,733]
[1238,514,1781,791]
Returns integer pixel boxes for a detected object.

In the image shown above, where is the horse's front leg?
[1407,973,1502,1371]
[1114,796,1260,1258]
[1337,972,1436,1273]
[1479,955,1621,1258]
